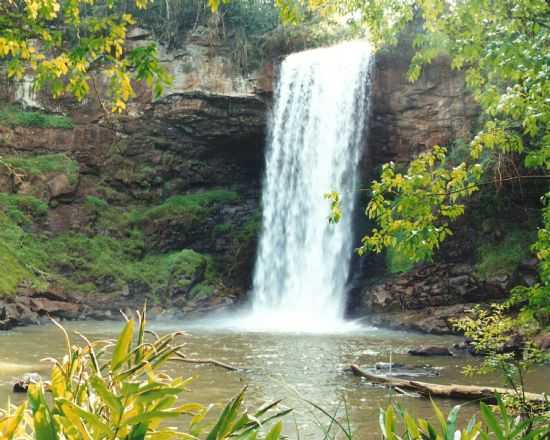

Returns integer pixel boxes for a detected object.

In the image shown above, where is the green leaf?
[265,421,283,440]
[480,402,504,440]
[89,375,124,416]
[28,384,57,440]
[111,319,135,371]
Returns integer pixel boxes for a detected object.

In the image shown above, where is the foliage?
[385,246,414,274]
[358,146,482,263]
[453,304,549,415]
[0,105,73,129]
[1,153,80,184]
[0,0,170,112]
[0,310,288,438]
[476,228,536,280]
[513,202,550,327]
[379,398,549,440]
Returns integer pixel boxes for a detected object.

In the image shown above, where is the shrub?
[379,398,549,440]
[85,195,109,210]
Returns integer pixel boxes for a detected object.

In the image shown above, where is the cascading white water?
[245,40,373,332]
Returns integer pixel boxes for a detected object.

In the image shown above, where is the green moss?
[386,247,415,274]
[131,190,239,223]
[0,187,229,297]
[2,153,79,184]
[85,196,109,210]
[476,228,536,280]
[188,282,215,300]
[236,211,261,242]
[0,193,48,225]
[213,223,233,236]
[0,242,32,295]
[0,105,74,129]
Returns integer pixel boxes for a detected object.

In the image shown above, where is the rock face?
[358,264,509,334]
[0,28,268,328]
[0,27,483,330]
[368,47,478,165]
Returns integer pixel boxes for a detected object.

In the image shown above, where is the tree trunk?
[350,364,547,403]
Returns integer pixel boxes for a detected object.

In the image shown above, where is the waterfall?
[14,75,42,109]
[246,41,373,332]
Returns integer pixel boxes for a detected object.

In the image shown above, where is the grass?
[475,228,536,280]
[0,193,48,225]
[0,241,32,295]
[0,188,237,297]
[0,105,74,129]
[85,196,109,210]
[2,153,80,184]
[130,190,240,224]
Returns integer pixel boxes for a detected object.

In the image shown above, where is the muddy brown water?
[1,320,549,439]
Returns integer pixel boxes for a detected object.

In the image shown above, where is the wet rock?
[369,362,442,378]
[13,373,43,393]
[408,345,453,356]
[361,264,506,316]
[534,332,550,351]
[29,297,80,319]
[520,258,539,271]
[47,173,77,199]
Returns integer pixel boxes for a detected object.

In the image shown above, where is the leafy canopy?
[0,0,171,112]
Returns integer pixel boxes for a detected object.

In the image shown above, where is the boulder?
[47,173,76,199]
[13,372,43,393]
[534,332,550,351]
[408,345,453,356]
[29,297,80,319]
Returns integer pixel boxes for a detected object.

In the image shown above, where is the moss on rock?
[2,153,79,184]
[0,105,74,129]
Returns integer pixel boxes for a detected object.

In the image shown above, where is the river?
[1,319,548,438]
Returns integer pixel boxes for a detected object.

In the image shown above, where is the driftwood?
[350,364,547,403]
[144,329,240,371]
[172,356,239,371]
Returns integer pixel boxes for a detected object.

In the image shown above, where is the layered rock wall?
[0,28,484,329]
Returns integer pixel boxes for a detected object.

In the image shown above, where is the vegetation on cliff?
[0,105,73,129]
[0,185,244,301]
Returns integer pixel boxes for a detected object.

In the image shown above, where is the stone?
[408,345,453,356]
[520,257,539,271]
[47,173,76,199]
[29,298,80,318]
[369,362,442,378]
[534,332,550,351]
[13,372,43,393]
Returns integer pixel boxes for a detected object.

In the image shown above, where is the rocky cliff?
[0,28,271,328]
[0,27,492,330]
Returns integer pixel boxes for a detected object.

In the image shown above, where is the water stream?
[1,321,549,439]
[246,41,373,332]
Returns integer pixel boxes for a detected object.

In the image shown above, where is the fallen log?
[350,364,547,403]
